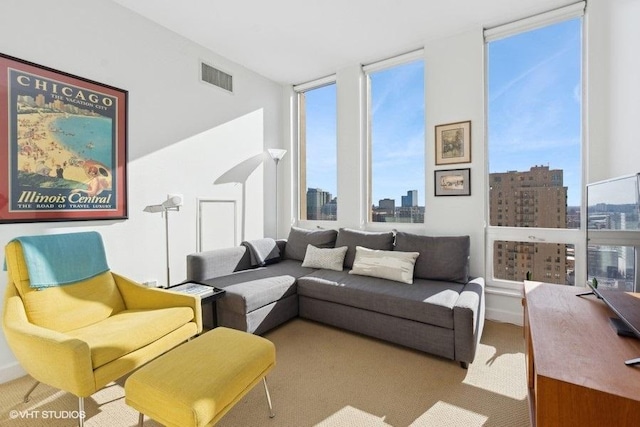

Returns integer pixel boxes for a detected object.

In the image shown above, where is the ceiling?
[110,0,575,85]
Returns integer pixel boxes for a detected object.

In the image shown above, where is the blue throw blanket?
[241,238,280,267]
[9,231,110,289]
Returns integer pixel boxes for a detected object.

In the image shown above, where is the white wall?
[587,0,640,183]
[0,0,284,382]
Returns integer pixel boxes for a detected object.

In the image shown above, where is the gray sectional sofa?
[186,227,485,368]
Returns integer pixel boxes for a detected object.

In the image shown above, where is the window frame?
[363,49,426,228]
[294,75,338,224]
[484,3,587,291]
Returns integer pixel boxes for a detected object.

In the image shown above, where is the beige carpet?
[0,319,529,427]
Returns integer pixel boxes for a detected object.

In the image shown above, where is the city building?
[378,198,395,211]
[401,190,418,207]
[372,193,424,223]
[489,165,570,285]
[306,188,334,220]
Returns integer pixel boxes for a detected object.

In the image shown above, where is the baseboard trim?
[0,361,26,384]
[486,307,523,326]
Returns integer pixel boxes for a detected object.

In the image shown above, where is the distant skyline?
[305,187,419,208]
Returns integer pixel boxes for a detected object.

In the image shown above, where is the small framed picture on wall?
[435,120,471,165]
[434,168,471,196]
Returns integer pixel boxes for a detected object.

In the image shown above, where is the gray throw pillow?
[335,228,395,268]
[394,232,470,283]
[283,227,338,261]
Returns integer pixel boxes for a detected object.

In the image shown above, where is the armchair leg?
[23,380,40,403]
[138,412,144,427]
[262,377,275,418]
[78,397,85,427]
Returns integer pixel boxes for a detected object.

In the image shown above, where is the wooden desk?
[524,281,640,426]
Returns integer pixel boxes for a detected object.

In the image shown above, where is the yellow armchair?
[2,236,202,426]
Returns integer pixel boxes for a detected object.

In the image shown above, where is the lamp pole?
[274,157,280,238]
[164,209,170,287]
[268,149,287,238]
[143,195,182,288]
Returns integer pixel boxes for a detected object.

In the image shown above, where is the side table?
[167,281,226,329]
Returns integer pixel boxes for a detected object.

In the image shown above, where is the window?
[365,54,425,223]
[486,3,585,287]
[296,79,337,221]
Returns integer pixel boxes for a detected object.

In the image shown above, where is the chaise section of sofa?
[187,241,315,334]
[203,260,315,334]
[186,227,485,368]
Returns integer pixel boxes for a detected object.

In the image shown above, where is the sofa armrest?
[2,286,95,397]
[453,277,486,365]
[276,239,287,255]
[186,246,252,281]
[113,273,202,334]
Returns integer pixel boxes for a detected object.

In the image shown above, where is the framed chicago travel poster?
[0,53,127,223]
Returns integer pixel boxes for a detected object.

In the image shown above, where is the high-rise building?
[489,165,568,285]
[401,190,418,207]
[306,188,333,220]
[379,198,395,211]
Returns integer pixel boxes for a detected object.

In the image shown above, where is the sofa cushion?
[334,228,395,268]
[283,227,338,261]
[349,246,419,284]
[203,260,315,314]
[394,233,470,284]
[302,245,348,271]
[297,269,464,329]
[66,306,194,369]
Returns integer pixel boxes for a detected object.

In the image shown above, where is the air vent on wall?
[201,62,233,92]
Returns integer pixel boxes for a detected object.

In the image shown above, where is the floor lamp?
[143,195,183,287]
[268,149,287,238]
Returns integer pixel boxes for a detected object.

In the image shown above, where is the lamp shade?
[162,195,183,209]
[143,204,164,213]
[267,148,287,161]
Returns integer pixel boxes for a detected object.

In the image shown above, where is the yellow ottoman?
[125,327,276,427]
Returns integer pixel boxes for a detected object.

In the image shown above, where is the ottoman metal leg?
[78,397,84,427]
[263,377,275,418]
[137,412,144,427]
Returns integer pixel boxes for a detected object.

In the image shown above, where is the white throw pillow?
[349,246,420,284]
[301,244,348,271]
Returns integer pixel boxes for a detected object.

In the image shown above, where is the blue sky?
[370,61,425,206]
[304,17,582,208]
[304,84,338,199]
[488,18,582,206]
